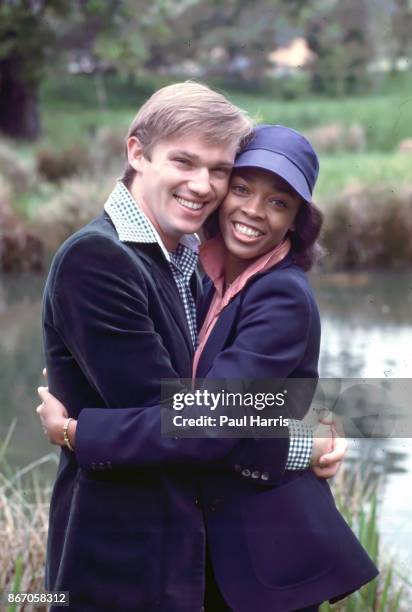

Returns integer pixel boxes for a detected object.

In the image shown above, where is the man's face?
[129,134,237,250]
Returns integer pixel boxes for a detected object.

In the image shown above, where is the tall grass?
[1,418,411,610]
[321,466,410,611]
[0,422,57,601]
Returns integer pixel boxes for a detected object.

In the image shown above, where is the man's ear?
[127,136,146,172]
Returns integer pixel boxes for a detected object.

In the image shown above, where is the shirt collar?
[104,181,200,262]
[200,234,291,300]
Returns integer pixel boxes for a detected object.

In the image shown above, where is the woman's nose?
[241,196,265,218]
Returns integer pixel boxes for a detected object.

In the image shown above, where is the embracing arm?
[40,259,342,484]
[44,234,241,466]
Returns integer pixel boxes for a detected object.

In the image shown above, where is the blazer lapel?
[196,296,241,378]
[132,244,194,356]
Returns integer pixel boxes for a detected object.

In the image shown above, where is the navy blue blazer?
[71,254,378,610]
[195,261,378,610]
[42,212,292,611]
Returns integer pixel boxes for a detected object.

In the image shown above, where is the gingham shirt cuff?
[285,419,313,470]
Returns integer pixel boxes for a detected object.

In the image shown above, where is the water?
[1,269,412,566]
[312,271,412,573]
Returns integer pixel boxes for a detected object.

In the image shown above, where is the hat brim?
[233,149,312,204]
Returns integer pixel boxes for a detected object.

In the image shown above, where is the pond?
[1,268,412,570]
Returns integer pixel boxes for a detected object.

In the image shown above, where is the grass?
[1,416,410,609]
[230,90,412,152]
[314,152,412,202]
[36,72,412,151]
[0,422,57,602]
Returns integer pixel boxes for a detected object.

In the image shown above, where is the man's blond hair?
[122,81,253,186]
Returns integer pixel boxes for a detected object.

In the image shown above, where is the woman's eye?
[269,199,287,208]
[231,184,248,194]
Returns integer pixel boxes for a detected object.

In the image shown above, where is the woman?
[37,125,378,611]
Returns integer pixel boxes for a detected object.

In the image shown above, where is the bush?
[320,184,412,270]
[33,175,115,251]
[0,178,44,273]
[0,139,32,194]
[305,123,366,154]
[36,145,92,183]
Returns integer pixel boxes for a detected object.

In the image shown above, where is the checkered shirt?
[104,182,199,349]
[286,419,313,470]
[104,181,311,470]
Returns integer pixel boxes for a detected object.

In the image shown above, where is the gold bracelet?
[63,418,74,452]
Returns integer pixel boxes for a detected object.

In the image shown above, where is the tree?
[302,0,373,95]
[0,1,69,139]
[0,0,174,140]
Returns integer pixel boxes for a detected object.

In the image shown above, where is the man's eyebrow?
[169,150,233,167]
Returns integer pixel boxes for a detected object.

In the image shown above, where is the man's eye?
[175,158,191,166]
[212,168,230,177]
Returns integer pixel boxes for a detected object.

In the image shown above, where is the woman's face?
[219,167,302,263]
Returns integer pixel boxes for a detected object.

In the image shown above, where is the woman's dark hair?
[290,201,324,271]
[202,200,324,272]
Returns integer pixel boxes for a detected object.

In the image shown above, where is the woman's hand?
[36,386,76,448]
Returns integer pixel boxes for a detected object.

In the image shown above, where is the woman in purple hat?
[37,124,378,611]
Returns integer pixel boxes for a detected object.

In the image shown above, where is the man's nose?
[187,168,212,196]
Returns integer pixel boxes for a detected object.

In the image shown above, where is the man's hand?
[36,386,69,446]
[310,414,347,479]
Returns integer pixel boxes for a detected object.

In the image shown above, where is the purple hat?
[234,124,319,204]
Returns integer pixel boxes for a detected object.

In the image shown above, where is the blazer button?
[261,472,269,481]
[251,470,261,479]
[241,468,251,477]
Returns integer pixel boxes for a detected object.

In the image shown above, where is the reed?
[1,424,411,610]
[0,422,57,602]
[320,466,410,611]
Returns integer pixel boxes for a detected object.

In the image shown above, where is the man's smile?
[174,195,207,211]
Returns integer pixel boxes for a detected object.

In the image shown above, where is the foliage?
[319,467,408,611]
[33,175,115,251]
[36,145,91,183]
[320,184,412,270]
[0,422,57,601]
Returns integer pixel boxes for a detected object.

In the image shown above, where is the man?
[40,82,343,611]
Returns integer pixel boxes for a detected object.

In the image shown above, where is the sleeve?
[285,419,313,470]
[74,270,315,486]
[201,275,313,484]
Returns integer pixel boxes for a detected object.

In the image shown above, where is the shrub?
[0,178,44,273]
[0,139,32,194]
[36,145,92,183]
[93,125,125,173]
[320,184,412,270]
[33,175,114,251]
[305,123,366,154]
